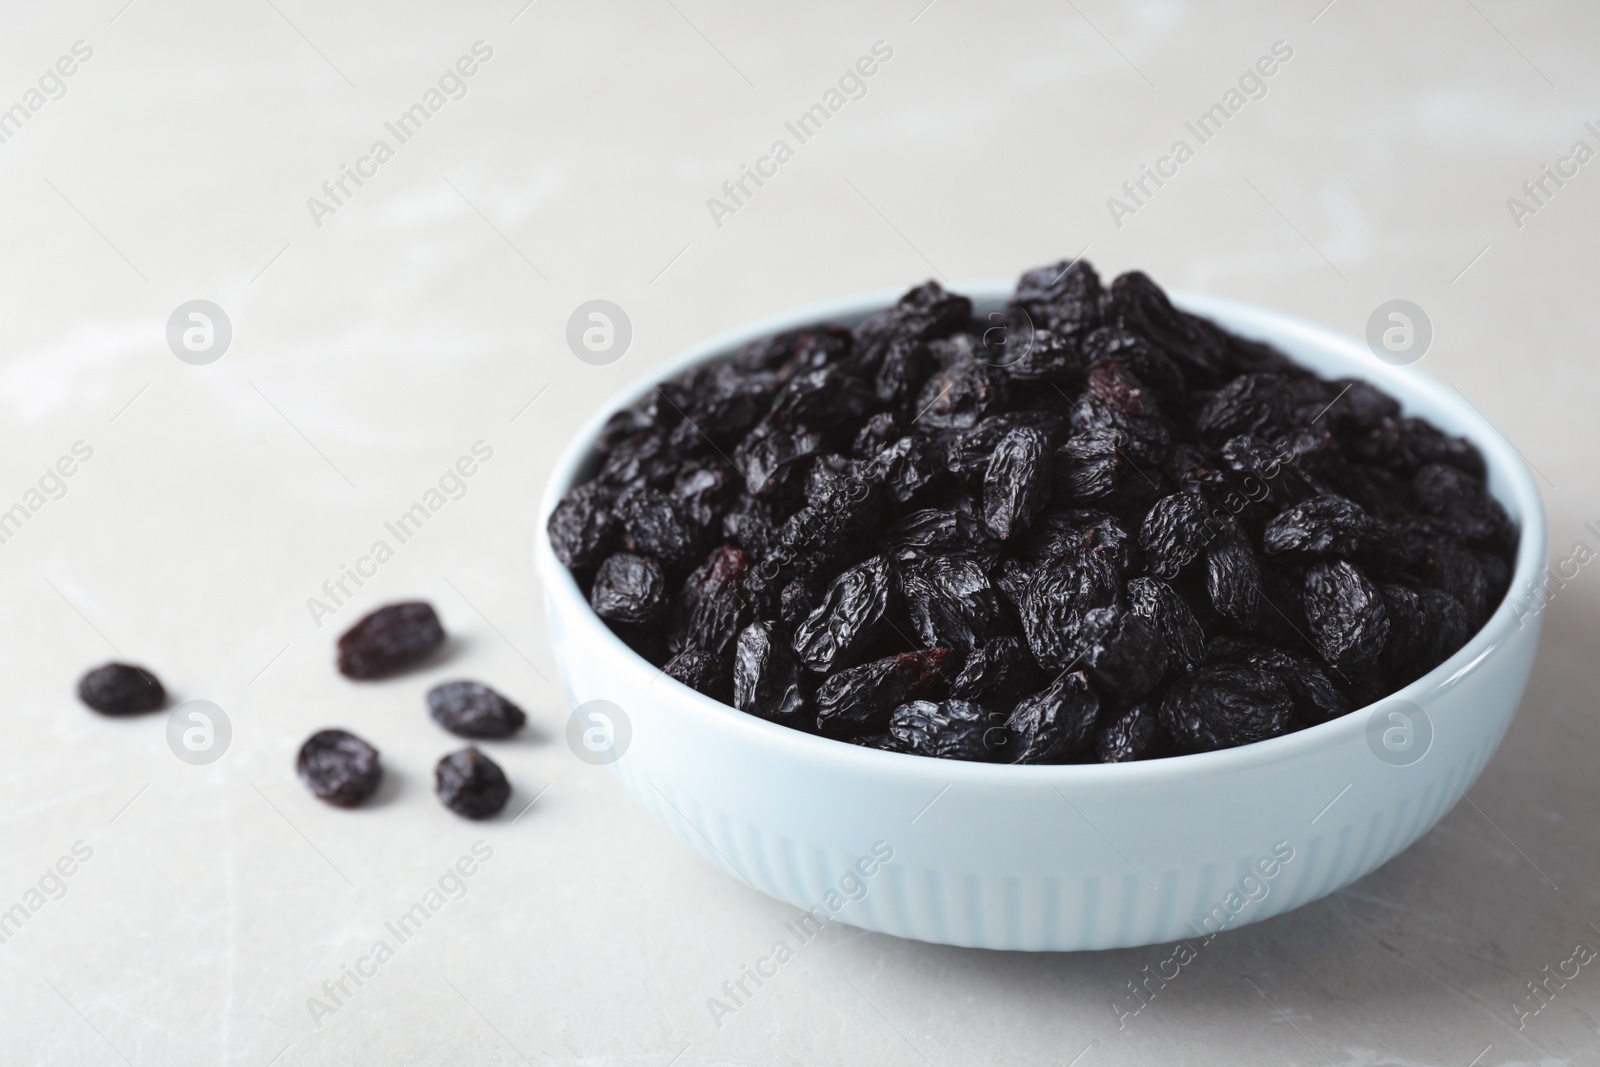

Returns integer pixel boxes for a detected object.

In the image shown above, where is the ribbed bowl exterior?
[537,287,1547,952]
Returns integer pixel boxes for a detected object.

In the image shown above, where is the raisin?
[890,699,1008,762]
[914,359,1005,431]
[1014,257,1102,338]
[298,729,383,807]
[427,681,527,739]
[1262,494,1398,564]
[1195,373,1294,442]
[337,601,445,679]
[547,481,616,570]
[733,421,825,497]
[898,555,1004,654]
[733,622,809,726]
[1413,462,1515,551]
[1303,560,1390,674]
[1205,535,1261,627]
[1127,576,1206,671]
[590,553,669,626]
[1097,702,1163,763]
[995,325,1082,384]
[952,637,1043,708]
[1160,664,1296,751]
[597,429,681,489]
[435,747,511,819]
[1072,607,1167,701]
[1138,492,1217,579]
[864,435,942,504]
[663,648,731,700]
[668,545,752,656]
[815,649,951,737]
[616,486,703,571]
[882,506,999,565]
[673,464,738,529]
[983,427,1050,540]
[1007,671,1100,763]
[792,555,896,673]
[1018,550,1121,673]
[77,663,165,715]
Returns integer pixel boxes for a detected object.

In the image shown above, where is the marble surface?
[1,1,1597,1063]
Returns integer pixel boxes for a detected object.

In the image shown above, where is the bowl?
[535,284,1546,952]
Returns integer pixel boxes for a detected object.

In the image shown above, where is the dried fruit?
[983,427,1050,540]
[435,747,511,819]
[733,622,808,725]
[337,602,445,680]
[427,681,527,739]
[1007,671,1100,763]
[77,663,165,715]
[815,649,950,737]
[590,553,669,626]
[792,556,896,673]
[298,729,383,808]
[1160,665,1296,751]
[549,260,1517,761]
[1303,560,1390,674]
[890,699,1008,761]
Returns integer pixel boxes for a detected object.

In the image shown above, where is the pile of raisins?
[548,262,1516,762]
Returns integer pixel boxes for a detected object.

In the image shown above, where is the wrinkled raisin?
[298,729,383,807]
[435,747,511,819]
[428,681,527,739]
[337,602,445,679]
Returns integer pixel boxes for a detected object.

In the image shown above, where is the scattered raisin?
[298,729,383,808]
[427,681,527,739]
[435,747,511,819]
[77,663,165,715]
[337,602,445,679]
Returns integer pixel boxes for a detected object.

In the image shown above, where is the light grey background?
[0,1,1596,1064]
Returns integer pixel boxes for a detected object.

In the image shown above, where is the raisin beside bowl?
[536,279,1546,952]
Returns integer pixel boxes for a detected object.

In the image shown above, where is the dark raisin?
[898,555,1004,654]
[1262,494,1398,564]
[733,622,809,726]
[890,699,1008,762]
[663,648,732,700]
[914,359,1005,432]
[1127,576,1206,671]
[1017,550,1121,673]
[1205,535,1261,627]
[1073,607,1168,701]
[427,681,527,739]
[792,556,897,673]
[1195,373,1294,442]
[1014,257,1102,338]
[983,427,1050,540]
[337,602,445,679]
[1303,560,1390,674]
[952,637,1043,708]
[435,747,511,820]
[1160,664,1296,751]
[616,486,704,571]
[77,662,165,715]
[815,649,952,737]
[1097,703,1163,763]
[590,553,669,626]
[668,545,752,656]
[547,481,616,570]
[298,729,383,808]
[1007,671,1100,763]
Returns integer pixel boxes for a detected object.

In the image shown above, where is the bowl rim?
[535,281,1548,785]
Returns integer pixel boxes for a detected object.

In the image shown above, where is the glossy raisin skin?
[435,747,511,819]
[77,663,165,715]
[337,602,446,679]
[427,681,527,739]
[549,263,1517,761]
[298,729,383,808]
